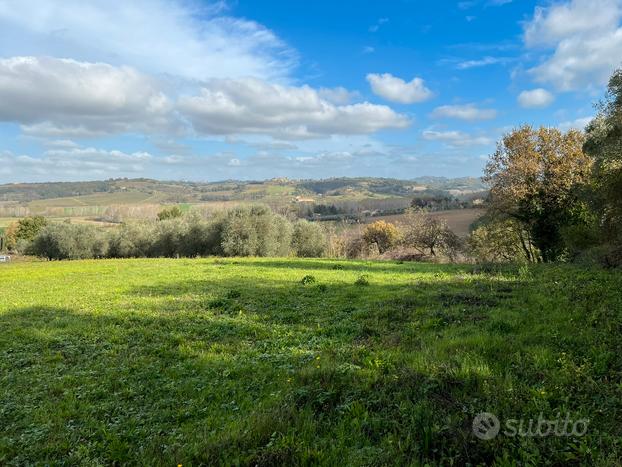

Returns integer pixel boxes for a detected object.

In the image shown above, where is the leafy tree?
[29,223,108,260]
[291,220,328,257]
[157,206,183,221]
[484,125,593,262]
[362,220,400,253]
[584,68,622,243]
[221,205,291,257]
[107,222,156,258]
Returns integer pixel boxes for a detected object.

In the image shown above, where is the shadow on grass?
[2,264,615,465]
[0,304,501,466]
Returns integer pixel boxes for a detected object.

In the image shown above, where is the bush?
[362,221,400,254]
[149,219,186,257]
[28,223,108,260]
[354,275,369,286]
[5,216,48,251]
[179,214,224,257]
[107,222,155,258]
[157,206,183,221]
[300,275,316,285]
[25,205,348,261]
[291,220,328,257]
[221,205,291,257]
[468,218,538,263]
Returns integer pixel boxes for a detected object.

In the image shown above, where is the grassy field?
[0,258,620,465]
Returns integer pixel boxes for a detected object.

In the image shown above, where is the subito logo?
[472,412,500,440]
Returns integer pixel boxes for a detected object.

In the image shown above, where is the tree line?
[469,68,622,266]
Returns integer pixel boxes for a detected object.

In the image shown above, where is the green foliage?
[484,125,593,262]
[300,274,316,285]
[28,223,108,260]
[107,221,157,258]
[221,205,292,257]
[15,216,48,241]
[1,258,620,464]
[25,205,329,260]
[157,205,183,221]
[468,218,538,263]
[584,68,622,244]
[291,220,328,257]
[354,274,369,286]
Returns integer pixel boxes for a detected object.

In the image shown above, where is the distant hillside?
[0,176,487,204]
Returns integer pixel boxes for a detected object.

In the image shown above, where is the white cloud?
[0,147,154,180]
[524,0,622,91]
[0,0,295,81]
[0,56,176,136]
[456,56,511,69]
[430,104,497,121]
[0,56,407,140]
[422,129,493,147]
[559,116,593,131]
[178,78,410,139]
[366,73,434,104]
[517,88,555,108]
[318,87,359,104]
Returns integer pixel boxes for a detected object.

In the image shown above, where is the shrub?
[354,275,369,286]
[17,216,48,240]
[468,218,538,263]
[150,218,186,257]
[107,222,155,258]
[362,220,400,254]
[300,275,316,285]
[221,205,291,257]
[29,223,108,260]
[5,216,48,251]
[291,220,328,257]
[179,214,225,257]
[157,206,183,221]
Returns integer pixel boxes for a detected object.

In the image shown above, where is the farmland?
[1,258,620,465]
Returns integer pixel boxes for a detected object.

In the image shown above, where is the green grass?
[0,258,621,465]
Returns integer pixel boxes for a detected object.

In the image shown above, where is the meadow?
[1,258,620,465]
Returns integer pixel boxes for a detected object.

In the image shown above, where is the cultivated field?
[366,208,484,237]
[1,258,620,465]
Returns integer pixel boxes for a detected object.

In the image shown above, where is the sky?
[0,0,619,183]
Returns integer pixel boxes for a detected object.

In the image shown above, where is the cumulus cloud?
[366,73,434,104]
[422,129,493,147]
[0,0,295,81]
[0,147,154,181]
[0,56,176,136]
[178,78,410,139]
[523,0,622,91]
[559,116,593,131]
[517,88,555,108]
[0,57,407,140]
[430,104,497,121]
[318,87,360,104]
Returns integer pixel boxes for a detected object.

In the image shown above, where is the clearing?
[0,258,620,465]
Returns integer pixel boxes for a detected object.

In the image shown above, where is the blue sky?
[0,0,618,182]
